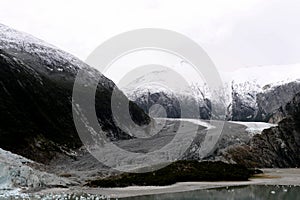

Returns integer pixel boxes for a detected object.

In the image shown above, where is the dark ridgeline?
[226,92,300,168]
[0,24,150,163]
[128,79,300,123]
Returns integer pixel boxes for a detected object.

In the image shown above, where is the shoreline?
[38,168,300,198]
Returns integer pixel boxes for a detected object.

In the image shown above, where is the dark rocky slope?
[228,80,300,122]
[226,93,300,168]
[126,78,300,122]
[226,81,260,121]
[132,90,212,119]
[255,81,300,122]
[0,24,150,163]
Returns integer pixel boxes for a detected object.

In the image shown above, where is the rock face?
[0,24,150,163]
[126,77,300,122]
[256,81,300,123]
[226,93,300,168]
[228,80,300,122]
[132,90,182,118]
[227,81,260,121]
[181,120,276,163]
[131,88,212,119]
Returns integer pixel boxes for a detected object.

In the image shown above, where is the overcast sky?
[1,0,300,74]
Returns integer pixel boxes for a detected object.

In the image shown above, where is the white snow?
[0,23,114,91]
[230,121,277,135]
[262,79,300,92]
[0,148,74,196]
[0,148,32,166]
[124,65,300,117]
[222,64,300,87]
[0,23,86,72]
[161,118,215,130]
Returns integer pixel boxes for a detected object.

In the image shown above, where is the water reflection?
[122,185,300,200]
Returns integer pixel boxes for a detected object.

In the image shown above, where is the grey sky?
[1,0,300,73]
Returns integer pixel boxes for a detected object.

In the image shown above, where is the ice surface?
[230,121,277,135]
[0,148,74,195]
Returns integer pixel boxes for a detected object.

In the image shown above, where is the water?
[122,185,300,200]
[0,192,117,200]
[1,185,299,199]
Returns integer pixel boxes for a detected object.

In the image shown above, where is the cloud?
[0,0,299,74]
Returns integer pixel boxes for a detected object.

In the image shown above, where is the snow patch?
[230,121,277,135]
[0,23,87,72]
[158,118,215,130]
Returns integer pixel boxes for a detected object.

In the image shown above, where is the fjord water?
[122,185,300,200]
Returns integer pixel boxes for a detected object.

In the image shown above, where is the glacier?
[0,148,74,195]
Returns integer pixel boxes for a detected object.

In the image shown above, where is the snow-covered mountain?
[226,92,300,168]
[225,65,300,122]
[228,78,300,122]
[122,66,300,123]
[125,84,212,119]
[0,23,150,163]
[226,81,261,121]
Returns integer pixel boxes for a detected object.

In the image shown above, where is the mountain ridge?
[226,92,300,168]
[123,69,300,123]
[0,23,150,163]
